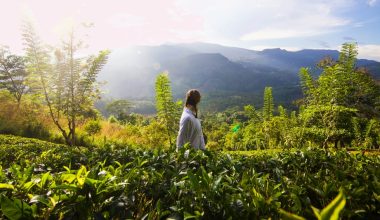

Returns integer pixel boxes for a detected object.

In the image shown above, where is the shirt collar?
[184,107,196,117]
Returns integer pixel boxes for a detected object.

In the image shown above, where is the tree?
[263,87,274,121]
[299,67,316,105]
[317,56,336,68]
[23,21,109,146]
[84,119,102,142]
[339,42,357,74]
[155,72,179,147]
[299,42,380,148]
[243,105,261,123]
[105,99,132,122]
[314,42,379,114]
[278,105,287,118]
[0,47,29,105]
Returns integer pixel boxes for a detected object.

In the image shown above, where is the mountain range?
[97,42,380,113]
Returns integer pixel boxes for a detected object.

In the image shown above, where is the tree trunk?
[72,117,76,146]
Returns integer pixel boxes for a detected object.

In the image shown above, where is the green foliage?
[280,190,346,220]
[339,42,358,74]
[298,67,315,104]
[244,105,261,122]
[0,91,51,139]
[0,47,29,104]
[297,43,380,148]
[318,190,346,220]
[225,90,304,149]
[108,115,118,123]
[352,118,380,149]
[0,134,379,219]
[300,104,357,147]
[278,105,287,118]
[0,195,33,220]
[84,120,102,136]
[22,21,110,146]
[105,99,132,122]
[263,87,274,121]
[155,72,180,147]
[299,43,379,117]
[2,28,380,219]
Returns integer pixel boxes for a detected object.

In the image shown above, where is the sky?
[1,0,380,61]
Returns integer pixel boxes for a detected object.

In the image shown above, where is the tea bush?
[0,135,379,219]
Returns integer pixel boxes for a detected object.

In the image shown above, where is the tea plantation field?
[0,134,379,219]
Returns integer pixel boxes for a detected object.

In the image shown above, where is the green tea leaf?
[311,206,321,219]
[77,166,88,187]
[184,211,198,220]
[61,173,76,183]
[279,209,306,220]
[0,196,33,220]
[22,181,35,192]
[30,195,50,206]
[212,176,222,191]
[40,172,50,188]
[187,170,199,189]
[320,190,346,220]
[0,183,14,190]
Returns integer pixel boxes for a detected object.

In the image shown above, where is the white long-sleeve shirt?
[176,107,205,150]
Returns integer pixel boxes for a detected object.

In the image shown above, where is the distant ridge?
[98,42,380,112]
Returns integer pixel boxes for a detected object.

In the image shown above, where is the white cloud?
[357,44,380,61]
[367,0,377,7]
[241,16,349,41]
[239,1,350,41]
[177,0,354,42]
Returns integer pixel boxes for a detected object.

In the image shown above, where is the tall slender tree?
[155,72,179,147]
[339,42,357,74]
[23,21,109,146]
[299,67,316,105]
[263,87,274,121]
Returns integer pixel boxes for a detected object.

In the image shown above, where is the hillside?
[98,42,380,112]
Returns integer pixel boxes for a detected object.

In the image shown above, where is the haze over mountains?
[98,42,380,112]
